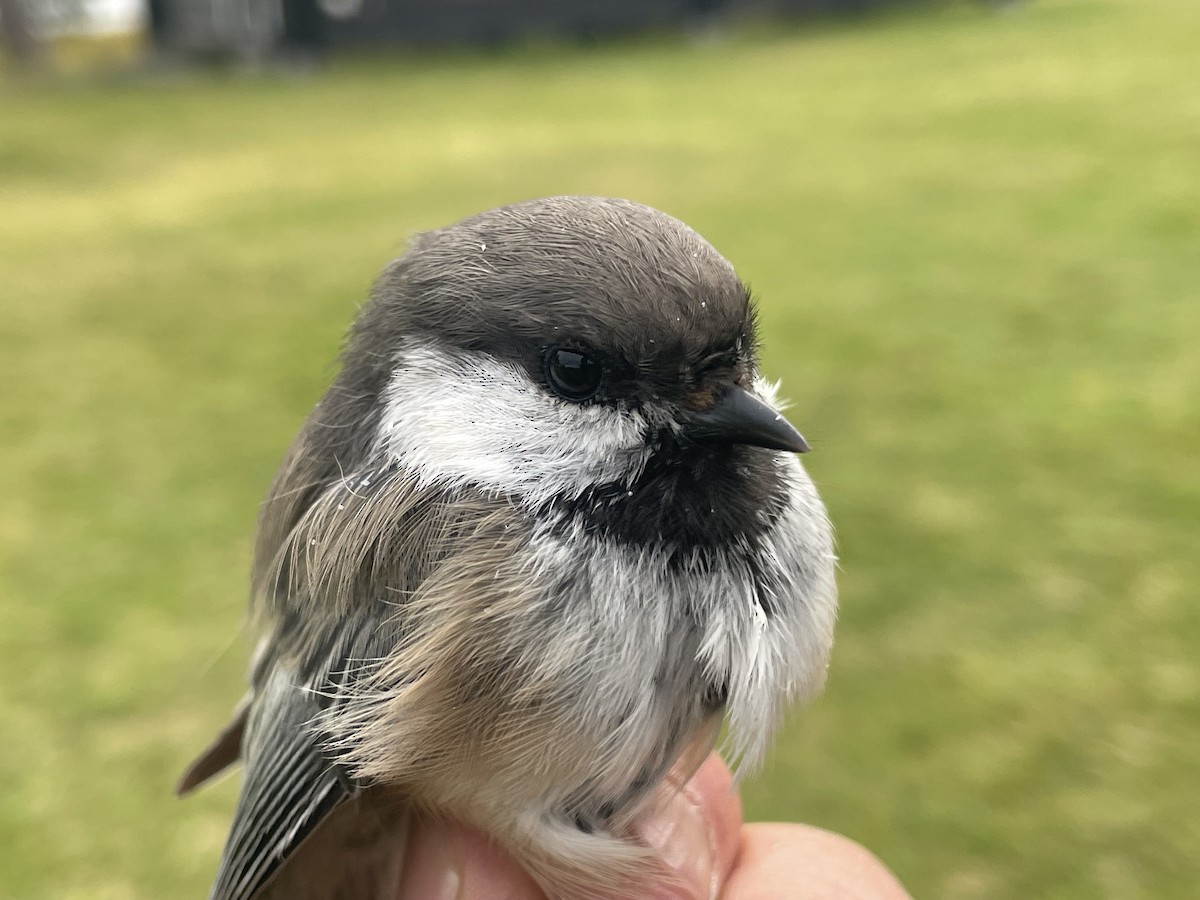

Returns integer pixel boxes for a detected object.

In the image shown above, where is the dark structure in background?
[147,0,911,59]
[0,0,47,68]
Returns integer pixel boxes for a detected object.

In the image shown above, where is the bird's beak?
[683,387,810,453]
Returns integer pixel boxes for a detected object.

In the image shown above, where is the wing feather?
[209,668,351,900]
[177,699,249,796]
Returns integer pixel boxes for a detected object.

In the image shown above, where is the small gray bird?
[179,197,837,900]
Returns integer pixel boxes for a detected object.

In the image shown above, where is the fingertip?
[724,824,911,900]
[395,818,462,900]
[397,818,545,900]
[456,826,546,900]
[632,753,744,899]
[684,754,743,887]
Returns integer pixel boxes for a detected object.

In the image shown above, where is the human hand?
[395,754,910,899]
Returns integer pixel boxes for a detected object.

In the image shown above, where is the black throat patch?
[547,437,792,566]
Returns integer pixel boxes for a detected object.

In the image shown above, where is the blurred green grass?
[2,0,1198,896]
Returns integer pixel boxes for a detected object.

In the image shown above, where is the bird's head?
[326,196,810,553]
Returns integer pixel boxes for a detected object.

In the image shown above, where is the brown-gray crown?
[346,196,758,408]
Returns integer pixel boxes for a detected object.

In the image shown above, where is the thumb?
[395,753,743,900]
[628,754,744,900]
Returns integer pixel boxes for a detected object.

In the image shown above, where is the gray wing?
[210,666,354,900]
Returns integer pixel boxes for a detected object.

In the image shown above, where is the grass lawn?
[2,0,1198,896]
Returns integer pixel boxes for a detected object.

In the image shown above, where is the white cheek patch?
[377,343,652,507]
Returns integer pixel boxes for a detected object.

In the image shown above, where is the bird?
[178,196,838,900]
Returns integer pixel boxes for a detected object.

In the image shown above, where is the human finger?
[722,823,910,900]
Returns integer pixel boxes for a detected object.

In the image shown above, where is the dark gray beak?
[684,387,810,453]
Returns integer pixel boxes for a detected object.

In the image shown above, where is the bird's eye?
[545,347,603,402]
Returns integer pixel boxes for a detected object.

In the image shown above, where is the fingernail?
[636,785,716,900]
[396,820,462,900]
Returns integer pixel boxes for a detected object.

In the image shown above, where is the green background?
[2,0,1197,896]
